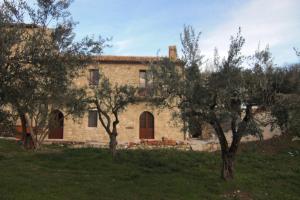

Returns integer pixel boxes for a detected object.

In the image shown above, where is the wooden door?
[139,112,154,139]
[49,110,64,139]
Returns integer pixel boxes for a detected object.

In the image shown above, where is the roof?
[92,55,183,65]
[3,23,39,29]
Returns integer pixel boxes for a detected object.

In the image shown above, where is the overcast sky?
[68,0,300,65]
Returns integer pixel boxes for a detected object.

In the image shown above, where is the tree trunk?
[209,115,236,180]
[220,105,252,180]
[19,112,30,149]
[109,134,117,156]
[26,120,38,151]
[221,151,235,180]
[109,124,118,157]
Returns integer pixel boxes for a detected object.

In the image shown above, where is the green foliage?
[0,0,107,147]
[151,27,263,140]
[93,73,137,115]
[90,71,137,154]
[180,25,204,66]
[150,26,284,179]
[258,60,300,136]
[289,109,300,136]
[271,93,300,136]
[0,110,17,136]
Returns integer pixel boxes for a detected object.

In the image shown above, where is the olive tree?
[149,26,274,180]
[0,0,107,149]
[91,73,137,156]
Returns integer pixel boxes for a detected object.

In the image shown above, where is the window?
[88,110,98,127]
[139,70,146,88]
[147,71,153,88]
[89,69,99,86]
[139,70,153,96]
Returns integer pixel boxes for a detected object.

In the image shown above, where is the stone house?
[45,46,185,145]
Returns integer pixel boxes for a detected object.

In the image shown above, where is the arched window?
[139,111,154,139]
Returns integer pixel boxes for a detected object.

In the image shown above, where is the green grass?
[0,137,299,200]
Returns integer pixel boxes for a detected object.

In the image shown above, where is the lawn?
[0,136,299,200]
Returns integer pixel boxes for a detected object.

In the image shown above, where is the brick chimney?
[168,45,177,61]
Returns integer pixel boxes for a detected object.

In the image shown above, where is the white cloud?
[113,39,134,55]
[198,0,300,64]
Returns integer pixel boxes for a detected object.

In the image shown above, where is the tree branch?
[95,100,111,134]
[209,112,229,152]
[229,104,252,154]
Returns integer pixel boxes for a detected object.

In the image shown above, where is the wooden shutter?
[89,69,99,85]
[88,110,98,127]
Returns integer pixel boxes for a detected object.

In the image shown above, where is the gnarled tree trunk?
[109,134,117,156]
[221,151,235,180]
[109,123,118,157]
[209,114,237,180]
[211,105,251,180]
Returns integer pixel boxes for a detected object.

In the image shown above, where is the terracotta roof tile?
[92,55,182,65]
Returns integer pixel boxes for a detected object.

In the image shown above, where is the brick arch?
[139,111,154,139]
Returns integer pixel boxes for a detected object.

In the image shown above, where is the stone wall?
[46,60,185,144]
[61,102,184,144]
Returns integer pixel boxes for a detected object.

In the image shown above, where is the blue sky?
[69,0,300,65]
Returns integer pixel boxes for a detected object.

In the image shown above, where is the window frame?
[139,70,147,88]
[88,69,100,86]
[139,70,153,96]
[88,110,98,127]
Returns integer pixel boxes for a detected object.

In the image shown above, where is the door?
[139,111,154,139]
[49,110,64,139]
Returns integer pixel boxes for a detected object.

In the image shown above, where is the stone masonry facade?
[45,46,185,145]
